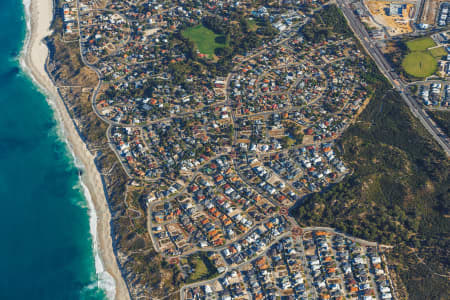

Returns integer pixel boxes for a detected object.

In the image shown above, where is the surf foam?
[20,0,117,298]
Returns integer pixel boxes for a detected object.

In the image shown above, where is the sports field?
[401,37,442,78]
[406,37,436,51]
[401,52,437,78]
[182,25,225,56]
[429,46,448,59]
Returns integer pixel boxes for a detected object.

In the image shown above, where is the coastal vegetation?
[428,110,450,137]
[294,49,449,300]
[46,5,184,298]
[294,84,449,299]
[302,4,352,42]
[47,0,449,298]
[294,7,449,300]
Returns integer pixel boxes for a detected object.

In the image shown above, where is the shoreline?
[20,0,130,299]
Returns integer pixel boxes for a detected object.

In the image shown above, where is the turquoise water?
[0,1,107,299]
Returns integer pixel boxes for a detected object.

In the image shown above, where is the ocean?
[0,0,109,299]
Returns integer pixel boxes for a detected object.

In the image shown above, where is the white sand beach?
[21,0,130,299]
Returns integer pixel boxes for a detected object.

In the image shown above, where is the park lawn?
[186,254,218,283]
[182,24,225,56]
[247,19,258,31]
[401,51,437,78]
[189,257,208,281]
[406,37,436,51]
[429,46,448,59]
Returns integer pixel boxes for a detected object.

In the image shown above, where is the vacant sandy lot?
[421,0,444,25]
[365,1,414,35]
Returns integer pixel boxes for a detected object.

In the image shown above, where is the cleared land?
[420,0,444,25]
[365,1,414,36]
[182,25,225,56]
[402,51,437,78]
[406,37,436,51]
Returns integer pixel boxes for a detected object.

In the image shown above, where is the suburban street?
[49,0,447,298]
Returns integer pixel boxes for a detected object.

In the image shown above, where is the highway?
[336,0,450,157]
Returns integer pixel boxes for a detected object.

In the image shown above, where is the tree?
[281,136,296,148]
